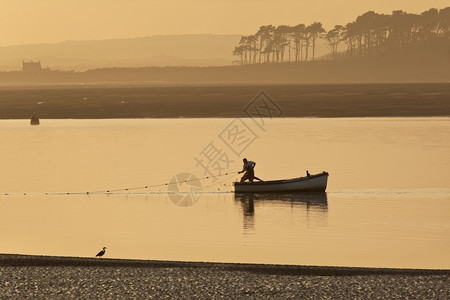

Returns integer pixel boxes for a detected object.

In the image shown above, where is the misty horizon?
[0,34,242,71]
[0,33,241,48]
[0,34,330,72]
[1,1,449,46]
[0,5,448,85]
[1,5,448,73]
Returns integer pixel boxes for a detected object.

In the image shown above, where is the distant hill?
[0,34,241,71]
[0,37,447,85]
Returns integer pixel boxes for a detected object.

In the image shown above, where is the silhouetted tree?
[342,22,357,58]
[233,45,245,66]
[256,25,274,63]
[274,25,291,62]
[247,35,259,64]
[325,25,344,59]
[307,22,325,61]
[291,24,306,62]
[421,8,440,40]
[439,7,450,38]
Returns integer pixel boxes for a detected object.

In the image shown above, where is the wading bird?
[96,247,107,258]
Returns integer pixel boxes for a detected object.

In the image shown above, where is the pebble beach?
[1,254,448,299]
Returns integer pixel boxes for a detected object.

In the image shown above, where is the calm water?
[1,118,449,269]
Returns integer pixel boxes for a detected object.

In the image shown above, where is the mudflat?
[0,83,449,119]
[0,254,448,299]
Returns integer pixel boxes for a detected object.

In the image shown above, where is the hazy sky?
[0,0,448,46]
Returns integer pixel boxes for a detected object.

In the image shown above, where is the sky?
[0,0,448,47]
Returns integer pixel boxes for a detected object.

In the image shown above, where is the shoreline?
[1,83,450,119]
[1,254,449,298]
[1,254,448,276]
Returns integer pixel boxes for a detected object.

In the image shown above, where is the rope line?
[202,173,239,190]
[2,172,239,196]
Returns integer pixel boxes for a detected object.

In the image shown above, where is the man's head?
[243,158,247,163]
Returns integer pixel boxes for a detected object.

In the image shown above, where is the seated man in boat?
[238,158,262,183]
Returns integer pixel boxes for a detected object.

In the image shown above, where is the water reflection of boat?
[30,113,40,125]
[234,172,328,193]
[234,192,328,208]
[235,192,328,230]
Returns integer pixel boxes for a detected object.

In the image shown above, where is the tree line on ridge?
[233,7,450,65]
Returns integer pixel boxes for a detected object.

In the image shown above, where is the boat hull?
[234,172,328,193]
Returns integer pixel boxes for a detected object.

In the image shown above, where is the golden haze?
[0,0,448,46]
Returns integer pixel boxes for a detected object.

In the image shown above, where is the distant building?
[22,60,42,72]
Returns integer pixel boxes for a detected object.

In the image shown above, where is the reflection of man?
[238,158,262,183]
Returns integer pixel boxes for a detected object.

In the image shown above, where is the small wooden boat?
[234,172,329,193]
[30,113,40,125]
